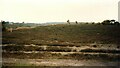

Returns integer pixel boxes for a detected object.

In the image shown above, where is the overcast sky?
[0,0,120,23]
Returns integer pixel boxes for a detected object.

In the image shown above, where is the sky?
[0,0,120,23]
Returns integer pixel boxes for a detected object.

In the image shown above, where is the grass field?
[3,24,120,44]
[2,24,120,66]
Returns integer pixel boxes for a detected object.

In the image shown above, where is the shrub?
[101,20,111,25]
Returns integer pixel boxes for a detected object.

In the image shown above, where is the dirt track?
[2,58,120,66]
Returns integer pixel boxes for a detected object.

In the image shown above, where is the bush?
[114,21,119,25]
[101,20,111,25]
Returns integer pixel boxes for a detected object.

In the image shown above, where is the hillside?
[2,24,120,66]
[3,24,120,44]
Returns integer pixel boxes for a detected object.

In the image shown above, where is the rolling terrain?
[2,24,120,67]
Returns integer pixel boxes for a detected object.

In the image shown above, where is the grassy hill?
[3,24,120,45]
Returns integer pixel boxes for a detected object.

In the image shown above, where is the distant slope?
[40,22,66,26]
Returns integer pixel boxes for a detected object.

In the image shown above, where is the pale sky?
[0,0,120,23]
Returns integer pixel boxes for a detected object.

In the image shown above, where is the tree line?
[67,19,120,25]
